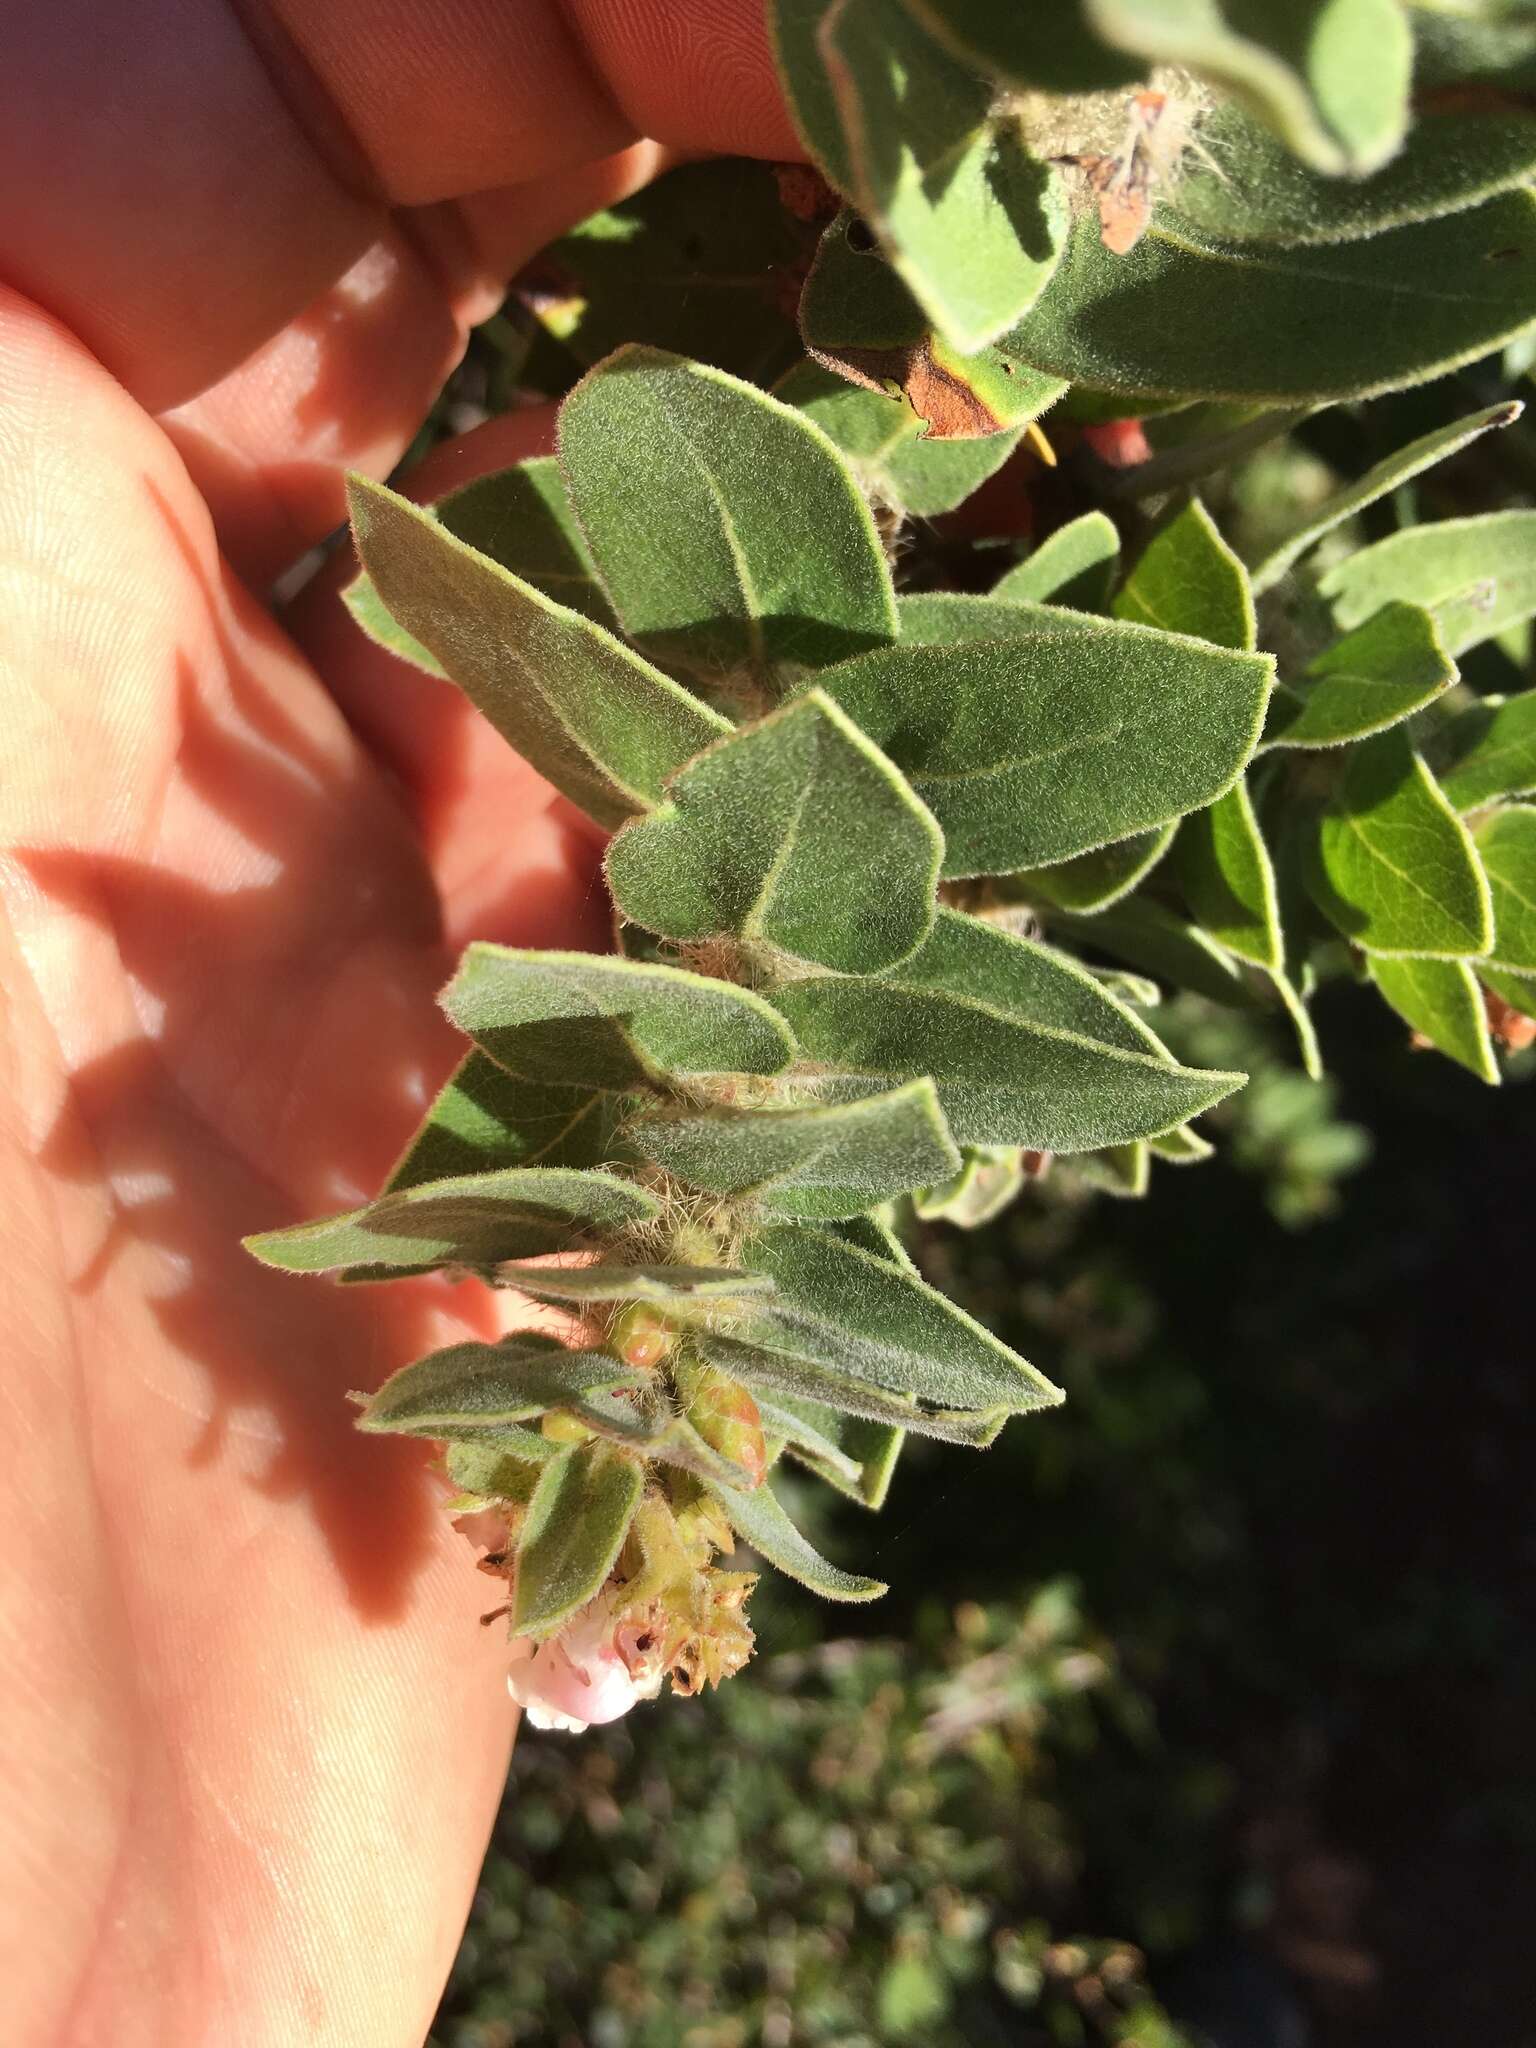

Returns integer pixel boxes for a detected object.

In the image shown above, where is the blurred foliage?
[435,1584,1188,2048]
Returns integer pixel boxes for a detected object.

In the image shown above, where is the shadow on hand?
[18,635,576,1621]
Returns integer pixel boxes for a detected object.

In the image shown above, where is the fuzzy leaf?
[605,690,941,973]
[898,0,1141,89]
[514,1448,647,1636]
[1368,955,1499,1083]
[1148,1123,1215,1164]
[1114,499,1255,651]
[558,346,897,684]
[1308,729,1493,958]
[1084,0,1411,175]
[1432,692,1536,812]
[1020,825,1175,915]
[1174,104,1536,248]
[913,1145,1027,1227]
[1475,807,1536,973]
[701,1331,1007,1445]
[347,476,730,829]
[497,1262,774,1307]
[433,457,615,625]
[1048,897,1260,1007]
[707,1471,886,1600]
[245,1166,659,1277]
[444,1434,566,1505]
[358,1339,655,1437]
[1002,195,1536,404]
[993,512,1120,613]
[1073,1141,1150,1200]
[816,610,1271,875]
[798,211,1069,436]
[758,1397,904,1507]
[774,360,1024,516]
[1319,510,1536,659]
[440,945,797,1092]
[1247,403,1522,593]
[1482,965,1536,1025]
[342,566,445,676]
[377,1053,618,1193]
[630,1077,961,1220]
[772,0,1069,353]
[1175,778,1283,970]
[770,908,1245,1149]
[1265,604,1456,750]
[736,1219,1062,1414]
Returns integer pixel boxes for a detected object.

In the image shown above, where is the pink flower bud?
[506,1587,665,1734]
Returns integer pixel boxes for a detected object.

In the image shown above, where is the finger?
[161,142,669,588]
[284,403,613,957]
[4,0,797,415]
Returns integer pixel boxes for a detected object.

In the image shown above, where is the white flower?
[507,1586,666,1734]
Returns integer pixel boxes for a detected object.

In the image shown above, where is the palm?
[1,7,799,2035]
[1,301,611,2044]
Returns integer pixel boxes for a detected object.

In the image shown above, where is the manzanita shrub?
[250,0,1536,1732]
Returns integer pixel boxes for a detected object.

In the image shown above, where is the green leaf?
[1475,806,1536,972]
[992,512,1120,613]
[1247,402,1522,593]
[1368,955,1499,1083]
[1072,1141,1150,1199]
[774,360,1024,516]
[431,456,615,624]
[497,1262,774,1307]
[376,1053,618,1193]
[440,945,797,1092]
[1148,1123,1214,1165]
[1482,965,1536,1026]
[245,1166,660,1277]
[1175,777,1283,970]
[769,908,1246,1150]
[358,1339,655,1437]
[1047,896,1260,1007]
[707,1471,886,1601]
[1001,194,1536,404]
[630,1078,961,1221]
[514,1447,647,1636]
[1264,603,1456,750]
[604,690,942,973]
[341,566,445,676]
[759,1397,905,1507]
[343,457,618,671]
[771,0,1069,353]
[798,210,1069,436]
[1114,499,1255,651]
[913,1144,1027,1226]
[443,1435,565,1510]
[558,346,897,685]
[1174,104,1536,247]
[735,1219,1062,1415]
[1432,691,1536,811]
[1085,0,1412,175]
[704,1330,1006,1444]
[816,610,1271,875]
[346,475,730,829]
[1319,510,1536,659]
[898,0,1141,90]
[1019,826,1175,914]
[1307,728,1493,958]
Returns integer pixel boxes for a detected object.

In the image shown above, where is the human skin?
[0,8,798,2043]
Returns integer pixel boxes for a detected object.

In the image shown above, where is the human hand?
[0,9,797,2042]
